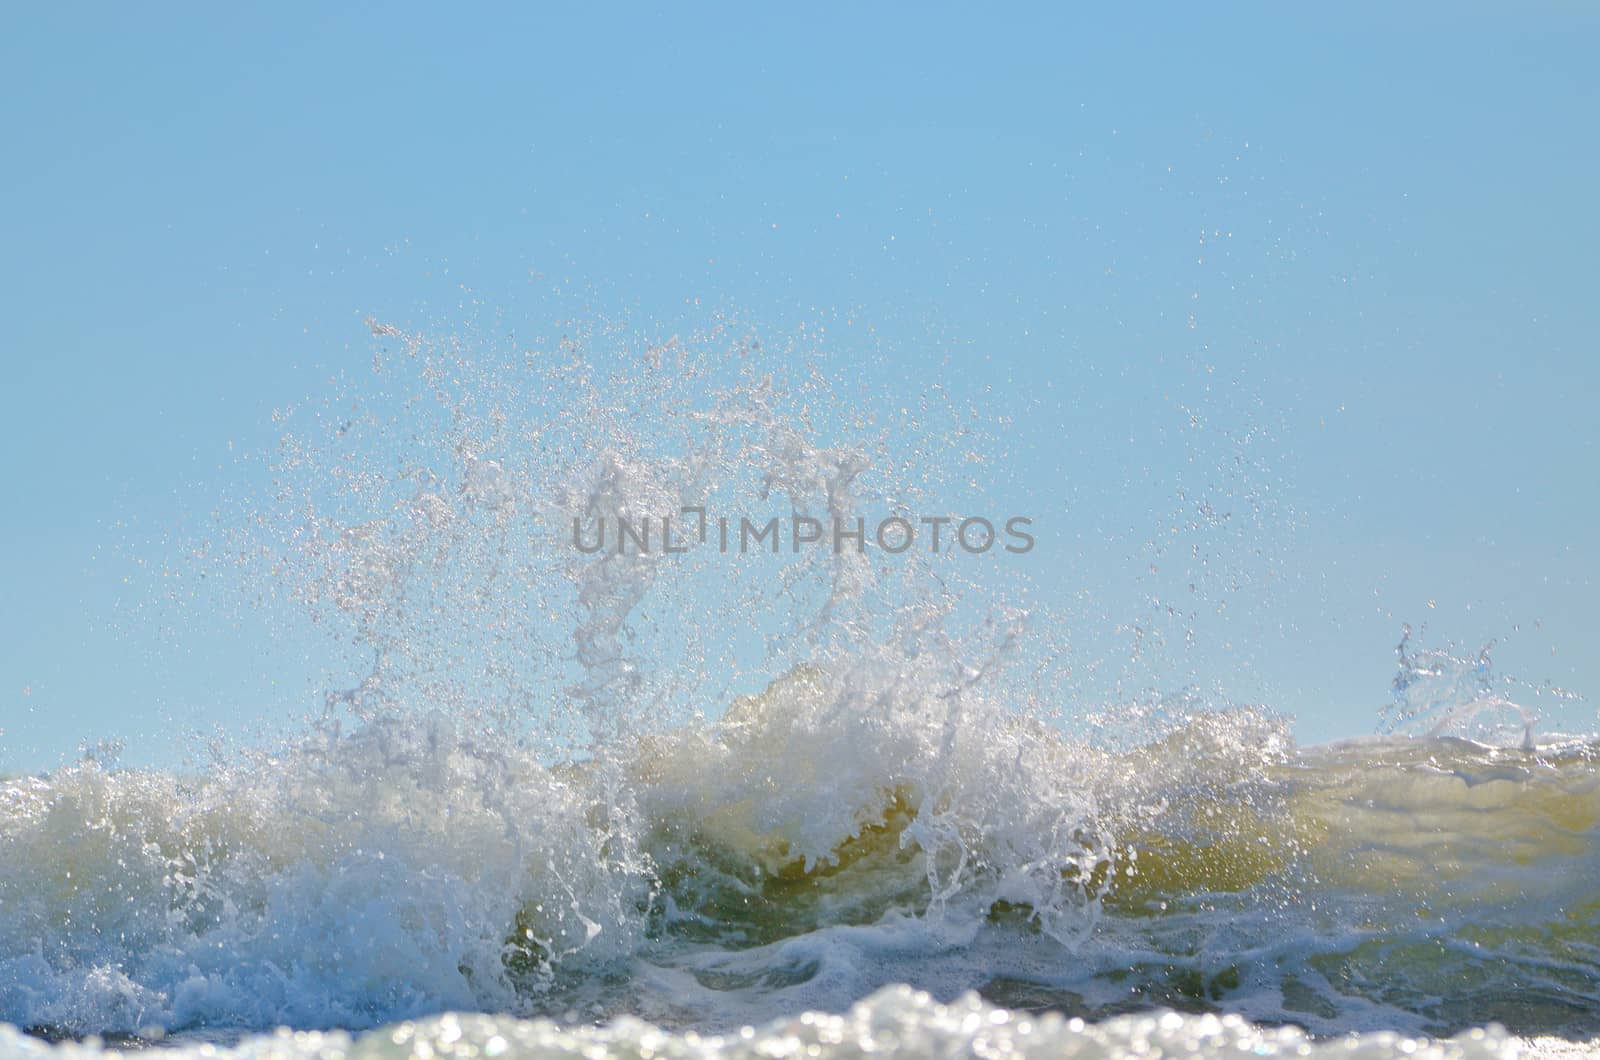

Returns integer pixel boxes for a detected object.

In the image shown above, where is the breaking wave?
[2,313,1594,1057]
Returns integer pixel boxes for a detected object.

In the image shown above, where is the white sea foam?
[0,986,1522,1059]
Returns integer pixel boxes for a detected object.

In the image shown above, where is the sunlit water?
[2,318,1594,1058]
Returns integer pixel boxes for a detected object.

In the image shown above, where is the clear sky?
[2,4,1596,770]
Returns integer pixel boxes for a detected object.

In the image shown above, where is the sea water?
[2,317,1594,1058]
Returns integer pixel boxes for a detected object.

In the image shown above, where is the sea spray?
[4,312,1596,1051]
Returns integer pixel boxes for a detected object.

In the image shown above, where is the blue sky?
[2,4,1596,769]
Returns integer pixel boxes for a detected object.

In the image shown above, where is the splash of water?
[4,310,1595,1054]
[1383,626,1538,748]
